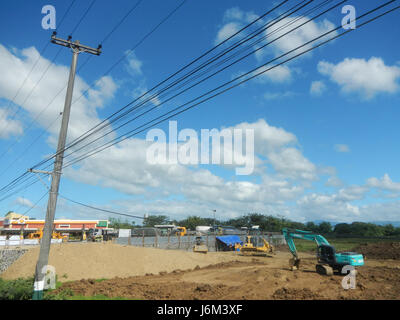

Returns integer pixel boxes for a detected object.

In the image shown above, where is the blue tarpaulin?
[216,235,243,246]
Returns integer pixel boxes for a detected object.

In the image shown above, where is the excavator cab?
[317,244,336,264]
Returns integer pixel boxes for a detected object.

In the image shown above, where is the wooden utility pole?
[31,32,101,300]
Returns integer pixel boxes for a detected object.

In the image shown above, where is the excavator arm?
[282,228,331,270]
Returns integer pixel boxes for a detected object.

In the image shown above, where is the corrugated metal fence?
[116,228,286,252]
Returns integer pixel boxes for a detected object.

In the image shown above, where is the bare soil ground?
[354,242,400,260]
[2,242,400,300]
[52,254,400,300]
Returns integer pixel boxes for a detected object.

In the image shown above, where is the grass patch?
[0,277,34,300]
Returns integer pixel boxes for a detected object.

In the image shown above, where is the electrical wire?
[61,1,399,169]
[59,193,145,220]
[29,0,303,171]
[58,0,344,164]
[22,190,49,216]
[0,0,398,202]
[0,0,94,162]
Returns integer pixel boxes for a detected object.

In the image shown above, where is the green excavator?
[282,228,364,275]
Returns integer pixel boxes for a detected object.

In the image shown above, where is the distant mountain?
[312,220,400,227]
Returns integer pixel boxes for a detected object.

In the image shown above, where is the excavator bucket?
[289,257,301,270]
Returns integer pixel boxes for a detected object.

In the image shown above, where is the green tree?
[383,224,396,236]
[108,217,135,229]
[317,222,332,234]
[143,215,170,227]
[177,216,217,230]
[305,222,318,232]
[333,223,352,235]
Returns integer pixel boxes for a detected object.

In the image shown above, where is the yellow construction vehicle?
[27,230,42,239]
[193,236,208,254]
[175,226,187,237]
[27,229,66,240]
[236,235,274,256]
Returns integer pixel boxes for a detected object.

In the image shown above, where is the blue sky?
[0,0,399,224]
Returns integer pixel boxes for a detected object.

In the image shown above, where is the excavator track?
[316,264,333,276]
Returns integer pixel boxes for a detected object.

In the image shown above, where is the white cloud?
[0,108,23,139]
[0,44,118,147]
[325,176,343,188]
[223,7,244,21]
[367,174,400,193]
[223,7,259,24]
[310,80,326,96]
[296,192,361,222]
[318,57,400,99]
[268,148,317,181]
[215,22,242,44]
[216,9,336,87]
[63,119,318,220]
[267,17,336,57]
[334,144,350,153]
[125,51,143,76]
[263,91,295,100]
[256,65,292,83]
[15,197,34,208]
[336,185,368,202]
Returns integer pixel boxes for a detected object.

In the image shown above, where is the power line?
[0,0,181,183]
[0,0,76,138]
[0,0,398,201]
[22,191,49,216]
[69,0,96,36]
[59,0,344,164]
[0,0,95,162]
[59,194,145,220]
[0,0,372,195]
[61,1,399,169]
[29,0,299,171]
[70,0,188,107]
[100,0,143,45]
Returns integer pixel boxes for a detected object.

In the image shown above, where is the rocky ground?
[0,249,27,274]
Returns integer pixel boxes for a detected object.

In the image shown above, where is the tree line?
[108,213,400,237]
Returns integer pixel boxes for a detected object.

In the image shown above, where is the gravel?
[0,249,28,274]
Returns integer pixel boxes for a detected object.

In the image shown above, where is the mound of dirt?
[52,276,231,300]
[46,251,400,300]
[272,287,322,300]
[0,242,250,282]
[354,242,400,260]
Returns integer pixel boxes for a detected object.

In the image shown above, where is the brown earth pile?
[0,242,250,281]
[354,242,400,260]
[50,256,400,300]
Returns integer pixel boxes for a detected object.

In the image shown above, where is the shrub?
[0,277,34,300]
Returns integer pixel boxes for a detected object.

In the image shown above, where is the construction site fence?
[117,230,286,252]
[0,235,62,246]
